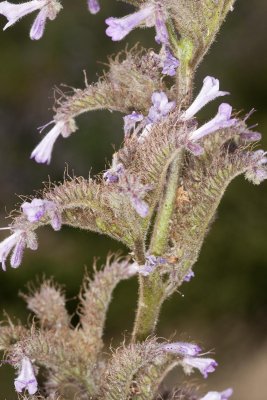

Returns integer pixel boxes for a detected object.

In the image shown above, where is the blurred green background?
[0,1,267,398]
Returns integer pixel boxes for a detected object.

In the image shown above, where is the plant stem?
[149,153,184,256]
[132,273,165,342]
[132,36,195,342]
[132,154,183,342]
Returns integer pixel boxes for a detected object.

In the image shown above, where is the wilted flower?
[162,342,201,357]
[0,0,62,40]
[87,0,100,14]
[118,175,152,218]
[31,119,77,164]
[105,4,154,41]
[200,388,233,400]
[22,198,62,231]
[181,76,229,121]
[14,357,38,395]
[123,111,144,136]
[181,356,218,378]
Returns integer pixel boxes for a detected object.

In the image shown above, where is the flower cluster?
[105,2,179,76]
[123,91,175,142]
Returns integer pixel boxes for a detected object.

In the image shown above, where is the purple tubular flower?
[120,175,151,218]
[182,356,218,379]
[0,0,62,39]
[181,76,229,121]
[138,92,175,143]
[31,119,77,164]
[200,388,233,400]
[147,91,175,123]
[0,0,46,29]
[162,342,201,357]
[161,48,179,77]
[138,255,167,276]
[105,4,154,41]
[87,0,100,14]
[245,150,267,184]
[22,199,47,222]
[104,163,124,184]
[30,7,47,40]
[184,270,195,282]
[186,141,204,156]
[154,4,168,45]
[0,231,23,271]
[189,103,237,142]
[22,198,62,231]
[0,229,38,270]
[130,196,149,218]
[123,111,144,136]
[240,130,262,142]
[10,235,26,268]
[14,357,38,395]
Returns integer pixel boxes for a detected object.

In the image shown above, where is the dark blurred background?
[0,1,267,398]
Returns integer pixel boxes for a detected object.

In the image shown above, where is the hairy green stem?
[149,153,184,256]
[132,154,184,342]
[132,38,195,341]
[132,273,166,342]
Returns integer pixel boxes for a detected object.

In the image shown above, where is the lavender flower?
[14,357,38,395]
[105,4,154,41]
[138,91,175,143]
[31,119,77,164]
[184,270,195,282]
[200,388,233,400]
[181,356,218,378]
[181,76,229,121]
[0,0,62,40]
[161,48,179,77]
[0,230,24,271]
[240,129,262,142]
[103,163,124,184]
[22,198,62,231]
[105,2,179,77]
[0,229,38,270]
[162,342,202,357]
[131,196,149,218]
[154,3,168,45]
[147,92,175,124]
[245,150,267,184]
[29,6,47,40]
[10,234,26,268]
[87,0,100,14]
[138,255,167,276]
[123,111,144,136]
[188,103,237,142]
[119,175,151,218]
